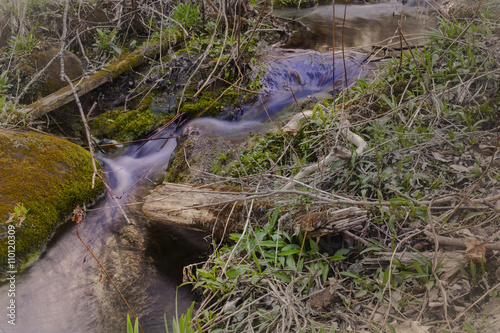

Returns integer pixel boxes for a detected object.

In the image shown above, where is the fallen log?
[282,109,313,136]
[142,183,369,238]
[295,207,367,237]
[357,250,468,282]
[142,183,249,234]
[19,42,161,120]
[281,106,367,190]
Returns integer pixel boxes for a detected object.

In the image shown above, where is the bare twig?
[60,0,133,224]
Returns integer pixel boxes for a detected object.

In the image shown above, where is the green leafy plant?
[92,28,121,61]
[185,207,346,331]
[6,202,29,227]
[170,2,201,34]
[0,70,13,94]
[8,28,38,55]
[165,302,199,333]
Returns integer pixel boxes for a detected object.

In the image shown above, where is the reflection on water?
[273,2,437,51]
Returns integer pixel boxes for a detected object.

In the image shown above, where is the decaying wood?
[282,110,313,136]
[295,207,367,237]
[358,250,468,272]
[142,183,247,231]
[19,42,162,120]
[282,119,367,190]
[422,229,500,251]
[143,183,369,237]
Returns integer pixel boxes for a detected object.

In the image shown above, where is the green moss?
[180,91,224,118]
[0,130,104,277]
[137,92,154,112]
[90,108,174,142]
[105,52,143,76]
[164,142,192,183]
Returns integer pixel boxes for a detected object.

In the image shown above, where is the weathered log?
[19,42,161,120]
[143,182,370,238]
[422,229,500,251]
[282,117,367,190]
[282,110,313,136]
[142,183,248,232]
[295,207,367,237]
[357,251,468,279]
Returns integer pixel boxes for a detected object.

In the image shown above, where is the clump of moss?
[0,130,104,277]
[90,108,174,142]
[164,143,191,183]
[180,91,224,118]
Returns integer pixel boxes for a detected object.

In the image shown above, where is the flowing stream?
[0,2,437,332]
[1,134,210,332]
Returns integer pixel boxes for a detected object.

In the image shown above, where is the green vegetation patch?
[180,91,225,118]
[0,130,104,277]
[184,208,345,332]
[90,108,174,142]
[214,119,324,179]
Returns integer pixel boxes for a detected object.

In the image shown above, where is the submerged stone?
[0,130,104,278]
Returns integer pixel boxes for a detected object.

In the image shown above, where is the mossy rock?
[17,47,84,104]
[33,47,84,97]
[0,130,104,278]
[165,134,238,184]
[180,91,224,118]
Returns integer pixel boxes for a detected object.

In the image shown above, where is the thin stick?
[59,1,133,223]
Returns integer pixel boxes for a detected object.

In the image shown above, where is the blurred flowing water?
[0,133,210,332]
[0,2,438,332]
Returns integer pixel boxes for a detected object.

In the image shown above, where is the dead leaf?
[439,251,468,281]
[451,164,471,173]
[478,144,497,156]
[465,237,486,263]
[457,228,475,238]
[309,288,337,310]
[390,286,403,310]
[388,320,431,333]
[432,152,452,162]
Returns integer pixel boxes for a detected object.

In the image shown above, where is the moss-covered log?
[19,42,162,120]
